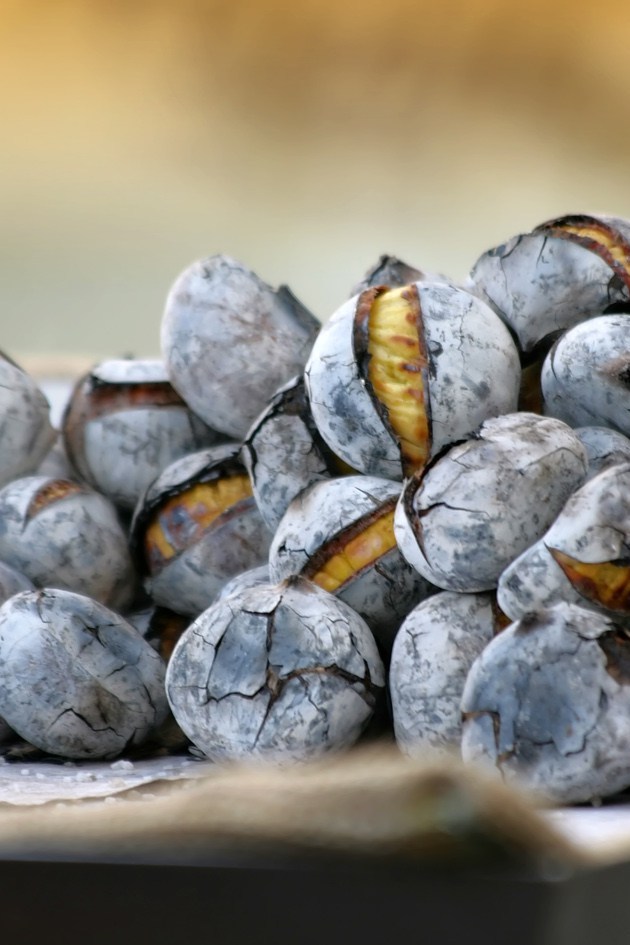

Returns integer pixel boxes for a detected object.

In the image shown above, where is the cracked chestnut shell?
[574,426,630,480]
[0,351,55,487]
[130,443,272,616]
[161,255,320,439]
[0,475,135,610]
[62,358,223,510]
[461,602,630,804]
[305,281,519,481]
[350,254,432,295]
[268,475,435,654]
[394,413,588,592]
[242,374,353,533]
[390,591,497,758]
[165,578,385,763]
[498,462,630,622]
[0,589,168,760]
[541,314,630,436]
[468,213,630,354]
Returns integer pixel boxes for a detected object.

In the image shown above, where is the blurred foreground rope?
[0,747,581,868]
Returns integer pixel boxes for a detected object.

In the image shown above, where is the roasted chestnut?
[0,475,135,610]
[165,578,384,763]
[63,358,223,510]
[0,589,168,760]
[161,255,319,438]
[305,281,520,481]
[130,443,272,616]
[461,603,630,804]
[394,413,588,592]
[390,591,497,758]
[469,213,630,353]
[242,374,353,533]
[269,475,435,653]
[498,462,630,622]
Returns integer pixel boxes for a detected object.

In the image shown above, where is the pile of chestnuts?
[3,218,630,807]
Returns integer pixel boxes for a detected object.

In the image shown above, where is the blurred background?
[3,0,630,369]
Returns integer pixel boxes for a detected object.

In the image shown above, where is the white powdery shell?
[0,357,55,487]
[469,232,624,352]
[92,359,169,385]
[544,462,630,563]
[542,315,630,434]
[77,406,219,510]
[0,476,135,610]
[416,282,520,456]
[0,563,35,744]
[350,254,429,295]
[63,358,222,511]
[269,476,433,649]
[242,375,349,532]
[0,589,168,760]
[461,603,630,804]
[394,413,588,592]
[574,426,630,480]
[161,256,319,439]
[390,591,495,758]
[497,540,585,621]
[499,462,630,621]
[305,282,519,480]
[165,579,385,763]
[305,296,402,480]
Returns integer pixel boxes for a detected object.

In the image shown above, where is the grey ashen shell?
[390,591,496,758]
[461,603,630,804]
[0,589,168,760]
[242,374,353,533]
[574,426,630,480]
[165,578,385,763]
[0,476,135,610]
[468,214,630,353]
[268,476,435,653]
[63,358,223,510]
[394,413,588,592]
[130,443,272,617]
[0,563,36,745]
[0,352,55,487]
[350,254,431,295]
[498,462,630,621]
[497,541,584,622]
[161,255,320,439]
[541,315,630,436]
[304,281,520,481]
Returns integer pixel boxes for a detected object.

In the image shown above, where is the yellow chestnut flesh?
[549,221,630,276]
[306,507,397,593]
[145,474,252,570]
[549,547,630,612]
[367,286,430,477]
[26,480,84,522]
